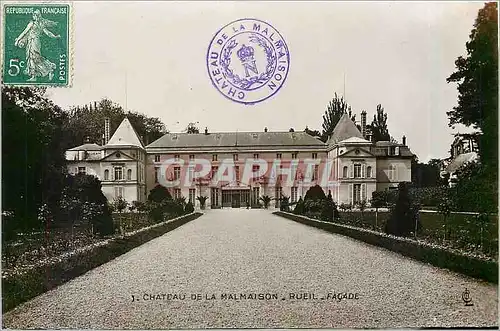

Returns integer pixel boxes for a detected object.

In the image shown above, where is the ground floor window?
[252,187,260,205]
[291,187,298,203]
[114,186,124,198]
[78,166,86,175]
[211,188,219,207]
[174,188,181,199]
[353,184,361,204]
[189,188,196,204]
[275,187,282,207]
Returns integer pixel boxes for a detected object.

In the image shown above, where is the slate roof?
[147,131,326,149]
[105,118,144,148]
[68,143,102,151]
[444,152,478,173]
[327,114,364,145]
[338,136,371,144]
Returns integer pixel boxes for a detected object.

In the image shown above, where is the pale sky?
[45,1,485,162]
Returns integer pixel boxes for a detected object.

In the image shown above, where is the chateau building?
[66,113,414,208]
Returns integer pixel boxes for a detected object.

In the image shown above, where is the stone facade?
[66,114,414,208]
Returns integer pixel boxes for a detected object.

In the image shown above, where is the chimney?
[104,117,110,144]
[204,127,208,135]
[84,135,90,144]
[361,111,367,138]
[264,127,268,132]
[365,127,372,143]
[402,135,406,146]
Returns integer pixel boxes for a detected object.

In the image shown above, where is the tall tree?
[63,98,168,150]
[185,122,200,134]
[321,93,356,141]
[369,104,391,142]
[2,87,68,235]
[446,2,498,171]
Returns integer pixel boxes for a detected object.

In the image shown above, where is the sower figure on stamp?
[14,9,60,82]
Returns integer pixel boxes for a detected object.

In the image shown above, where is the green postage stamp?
[2,3,72,86]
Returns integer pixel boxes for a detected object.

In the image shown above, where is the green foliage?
[304,185,326,201]
[450,161,497,213]
[134,201,147,212]
[409,186,448,207]
[411,158,442,188]
[339,203,354,213]
[357,199,368,218]
[184,201,194,214]
[196,196,208,209]
[185,122,200,134]
[147,201,164,223]
[63,98,167,149]
[293,197,305,215]
[2,87,68,237]
[260,195,272,209]
[321,93,356,141]
[147,185,173,203]
[112,197,128,213]
[369,104,391,142]
[320,192,338,222]
[371,191,386,210]
[59,174,114,236]
[279,196,290,212]
[447,3,498,170]
[385,182,421,237]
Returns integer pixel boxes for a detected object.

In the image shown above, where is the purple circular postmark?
[206,18,290,105]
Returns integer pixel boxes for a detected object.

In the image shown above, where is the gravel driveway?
[3,209,498,329]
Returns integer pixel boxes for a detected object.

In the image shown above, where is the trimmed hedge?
[2,212,203,313]
[274,211,498,283]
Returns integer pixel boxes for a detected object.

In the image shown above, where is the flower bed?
[274,211,498,283]
[2,212,203,313]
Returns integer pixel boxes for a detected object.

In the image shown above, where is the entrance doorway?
[222,189,250,208]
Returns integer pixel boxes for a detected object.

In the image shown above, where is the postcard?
[1,1,498,329]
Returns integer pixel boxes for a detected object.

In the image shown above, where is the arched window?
[127,169,132,180]
[342,166,348,178]
[366,166,372,178]
[104,169,109,180]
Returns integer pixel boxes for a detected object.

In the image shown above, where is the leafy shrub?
[304,199,323,214]
[147,185,172,203]
[304,185,326,201]
[293,197,305,215]
[280,196,290,212]
[260,195,272,209]
[196,196,208,209]
[357,200,368,218]
[371,191,387,210]
[132,201,147,212]
[112,197,128,213]
[185,201,194,214]
[147,201,165,223]
[59,174,114,236]
[385,182,421,237]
